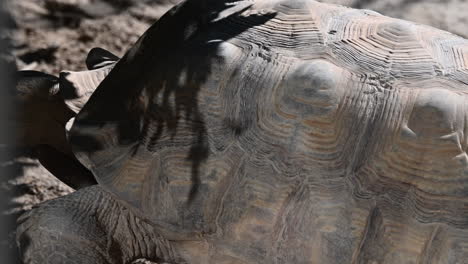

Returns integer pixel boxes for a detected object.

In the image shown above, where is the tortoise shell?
[69,0,468,262]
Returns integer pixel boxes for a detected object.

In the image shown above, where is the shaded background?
[1,0,467,263]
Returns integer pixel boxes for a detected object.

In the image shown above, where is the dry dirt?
[1,0,467,263]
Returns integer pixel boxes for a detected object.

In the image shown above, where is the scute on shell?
[69,0,468,262]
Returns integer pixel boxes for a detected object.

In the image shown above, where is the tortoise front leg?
[17,185,183,264]
[16,187,113,264]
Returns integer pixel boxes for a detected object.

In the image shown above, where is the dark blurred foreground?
[1,0,17,261]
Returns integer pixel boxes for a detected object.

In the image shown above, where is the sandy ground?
[1,0,467,263]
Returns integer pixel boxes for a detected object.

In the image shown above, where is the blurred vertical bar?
[0,0,17,262]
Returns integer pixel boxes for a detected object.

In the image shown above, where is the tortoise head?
[8,48,119,189]
[10,47,119,153]
[12,70,74,153]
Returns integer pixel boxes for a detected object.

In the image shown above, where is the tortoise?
[16,0,468,263]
